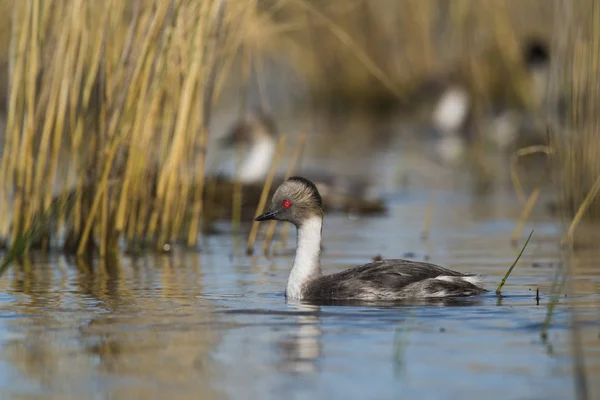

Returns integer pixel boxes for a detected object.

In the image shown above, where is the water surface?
[0,185,598,399]
[1,114,599,399]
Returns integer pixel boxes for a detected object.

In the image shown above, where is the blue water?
[0,189,598,399]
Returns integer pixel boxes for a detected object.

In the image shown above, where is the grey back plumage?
[302,259,486,301]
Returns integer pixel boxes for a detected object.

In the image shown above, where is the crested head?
[285,177,323,209]
[255,176,323,226]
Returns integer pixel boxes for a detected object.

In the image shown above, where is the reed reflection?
[0,253,224,398]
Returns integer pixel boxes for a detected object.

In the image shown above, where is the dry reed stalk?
[172,175,192,243]
[76,131,126,256]
[246,135,286,255]
[231,142,244,234]
[285,0,400,98]
[79,1,170,253]
[43,11,79,213]
[0,9,19,238]
[108,5,166,140]
[70,5,112,244]
[510,146,553,243]
[271,0,548,107]
[138,2,200,247]
[211,26,247,103]
[231,44,253,235]
[21,0,41,236]
[8,1,33,245]
[187,124,209,247]
[158,89,202,244]
[420,195,436,240]
[0,3,23,238]
[187,0,229,246]
[510,145,553,204]
[253,54,270,113]
[157,3,200,242]
[125,196,139,244]
[263,132,307,255]
[100,183,108,257]
[564,173,600,245]
[548,0,600,232]
[146,95,175,242]
[55,190,71,240]
[402,0,435,78]
[511,186,541,244]
[114,39,155,233]
[73,169,84,235]
[134,92,162,243]
[68,4,87,137]
[66,24,88,235]
[156,2,207,198]
[0,0,278,253]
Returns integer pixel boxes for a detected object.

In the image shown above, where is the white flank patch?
[435,275,482,285]
[461,275,482,285]
[427,290,449,298]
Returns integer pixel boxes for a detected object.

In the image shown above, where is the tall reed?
[544,3,598,398]
[265,0,552,109]
[548,0,600,227]
[0,0,250,254]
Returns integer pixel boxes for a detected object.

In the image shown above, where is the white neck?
[286,215,323,299]
[238,136,276,184]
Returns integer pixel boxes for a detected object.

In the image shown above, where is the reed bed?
[263,0,552,112]
[542,3,599,397]
[547,0,600,228]
[0,0,259,255]
[0,0,576,257]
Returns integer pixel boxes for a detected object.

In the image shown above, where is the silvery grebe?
[255,177,486,300]
[220,111,278,184]
[221,111,385,215]
[430,38,551,159]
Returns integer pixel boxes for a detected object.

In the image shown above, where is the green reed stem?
[496,229,534,295]
[0,230,34,279]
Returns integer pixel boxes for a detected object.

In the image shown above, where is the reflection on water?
[1,131,600,399]
[0,254,223,399]
[279,303,322,374]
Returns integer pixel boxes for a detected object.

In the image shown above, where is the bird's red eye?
[282,200,291,209]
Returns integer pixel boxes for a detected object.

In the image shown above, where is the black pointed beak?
[255,210,279,221]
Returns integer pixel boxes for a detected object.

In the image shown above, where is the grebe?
[429,38,551,159]
[220,111,278,184]
[255,177,486,300]
[220,111,386,215]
